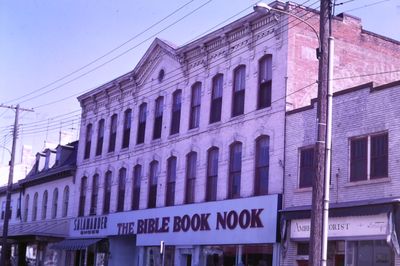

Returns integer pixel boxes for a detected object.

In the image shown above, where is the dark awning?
[51,238,102,250]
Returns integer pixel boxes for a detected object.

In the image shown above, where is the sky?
[0,0,399,166]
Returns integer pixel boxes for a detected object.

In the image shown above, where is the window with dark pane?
[185,152,197,204]
[255,136,270,195]
[299,147,314,188]
[62,186,69,218]
[371,133,388,178]
[108,114,117,152]
[84,124,92,159]
[41,190,48,220]
[170,90,182,135]
[258,55,272,109]
[350,137,368,181]
[96,119,104,156]
[206,147,219,201]
[232,66,246,117]
[51,188,58,219]
[189,83,201,129]
[117,168,126,212]
[137,103,147,144]
[166,156,177,206]
[132,165,142,210]
[153,97,164,139]
[78,176,87,217]
[103,171,112,214]
[148,161,158,209]
[210,74,223,123]
[122,109,132,148]
[228,142,242,199]
[90,174,99,216]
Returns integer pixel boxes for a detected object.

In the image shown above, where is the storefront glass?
[346,240,393,266]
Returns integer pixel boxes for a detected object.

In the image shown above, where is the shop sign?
[69,194,279,245]
[72,215,108,236]
[290,213,388,240]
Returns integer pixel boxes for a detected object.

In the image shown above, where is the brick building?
[283,80,400,265]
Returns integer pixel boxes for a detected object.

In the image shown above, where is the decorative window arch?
[62,186,69,217]
[51,188,58,219]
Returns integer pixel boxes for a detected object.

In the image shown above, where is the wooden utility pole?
[309,0,332,265]
[0,104,33,266]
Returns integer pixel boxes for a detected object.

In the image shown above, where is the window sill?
[294,187,312,193]
[151,138,162,144]
[168,133,180,140]
[187,127,200,134]
[345,177,390,187]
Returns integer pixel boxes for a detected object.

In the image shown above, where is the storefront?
[282,200,400,266]
[68,194,281,266]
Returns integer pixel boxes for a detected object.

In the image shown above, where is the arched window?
[90,174,99,215]
[153,97,164,140]
[41,190,48,220]
[122,109,132,148]
[51,188,58,219]
[210,74,223,123]
[258,55,272,109]
[132,165,142,210]
[148,161,159,208]
[103,171,112,214]
[255,136,270,195]
[24,194,29,222]
[62,186,69,217]
[229,142,242,199]
[166,156,177,206]
[117,168,127,212]
[84,123,92,159]
[137,103,147,144]
[232,65,246,117]
[189,83,201,129]
[206,147,219,201]
[78,177,87,216]
[32,193,38,221]
[185,152,197,204]
[170,90,182,135]
[96,119,105,156]
[109,114,118,152]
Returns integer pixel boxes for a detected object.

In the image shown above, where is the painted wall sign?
[69,194,279,246]
[290,213,388,240]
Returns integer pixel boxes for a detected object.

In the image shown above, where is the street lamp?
[253,2,321,58]
[254,2,334,266]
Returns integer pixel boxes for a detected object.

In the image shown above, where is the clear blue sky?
[0,0,399,163]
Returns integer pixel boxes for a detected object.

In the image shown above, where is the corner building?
[74,1,400,265]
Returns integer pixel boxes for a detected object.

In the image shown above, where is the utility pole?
[309,0,332,265]
[0,104,33,266]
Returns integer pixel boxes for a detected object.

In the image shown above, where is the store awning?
[51,238,102,250]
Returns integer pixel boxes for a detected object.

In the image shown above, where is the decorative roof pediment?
[133,38,181,85]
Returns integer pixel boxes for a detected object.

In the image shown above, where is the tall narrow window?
[122,109,132,148]
[153,97,164,139]
[148,161,159,208]
[51,188,58,219]
[137,103,147,144]
[32,193,38,221]
[371,133,388,178]
[350,137,368,181]
[84,124,92,159]
[90,174,99,216]
[24,194,29,222]
[232,65,246,117]
[132,165,142,210]
[170,90,182,135]
[206,147,219,202]
[228,142,242,199]
[185,152,197,204]
[78,177,87,216]
[166,156,177,206]
[258,55,272,109]
[117,168,127,212]
[96,119,105,156]
[255,136,270,195]
[108,114,117,152]
[62,186,69,217]
[103,171,112,214]
[210,74,223,123]
[41,190,48,220]
[189,83,201,129]
[299,147,315,188]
